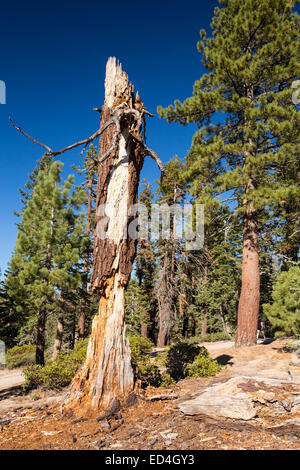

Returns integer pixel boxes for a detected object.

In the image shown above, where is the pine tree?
[263,264,300,337]
[5,160,87,364]
[159,0,300,346]
[72,144,98,339]
[15,153,54,219]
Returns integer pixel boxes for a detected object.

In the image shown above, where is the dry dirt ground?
[0,369,24,391]
[0,338,299,450]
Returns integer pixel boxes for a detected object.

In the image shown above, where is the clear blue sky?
[0,0,219,276]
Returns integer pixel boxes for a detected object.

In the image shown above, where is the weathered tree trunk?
[66,58,146,412]
[52,295,65,360]
[235,190,260,347]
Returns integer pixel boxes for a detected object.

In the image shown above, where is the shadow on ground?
[215,354,234,366]
[261,338,276,345]
[0,385,23,401]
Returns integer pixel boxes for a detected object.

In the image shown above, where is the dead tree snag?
[10,57,163,413]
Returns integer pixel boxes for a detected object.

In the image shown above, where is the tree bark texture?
[235,82,260,347]
[235,189,260,347]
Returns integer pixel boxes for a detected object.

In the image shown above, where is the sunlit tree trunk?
[235,194,260,346]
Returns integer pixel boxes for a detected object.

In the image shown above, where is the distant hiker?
[257,320,266,340]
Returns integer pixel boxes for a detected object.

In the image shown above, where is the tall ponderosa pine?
[159,0,300,346]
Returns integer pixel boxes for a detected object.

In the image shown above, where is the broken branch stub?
[66,57,150,412]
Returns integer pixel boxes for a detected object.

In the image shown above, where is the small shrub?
[128,335,153,365]
[23,339,88,391]
[127,335,175,388]
[6,344,36,369]
[23,364,44,390]
[165,340,222,380]
[285,339,300,351]
[159,372,176,387]
[274,331,287,338]
[135,356,175,388]
[153,351,167,367]
[137,356,163,388]
[186,351,222,378]
[195,332,232,343]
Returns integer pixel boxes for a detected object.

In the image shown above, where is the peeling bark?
[67,58,146,412]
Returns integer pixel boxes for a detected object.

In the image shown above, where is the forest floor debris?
[0,338,299,450]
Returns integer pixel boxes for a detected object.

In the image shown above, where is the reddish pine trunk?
[235,82,260,347]
[140,318,148,338]
[235,204,260,347]
[157,249,174,347]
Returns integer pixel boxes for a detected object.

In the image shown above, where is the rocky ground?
[0,338,299,450]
